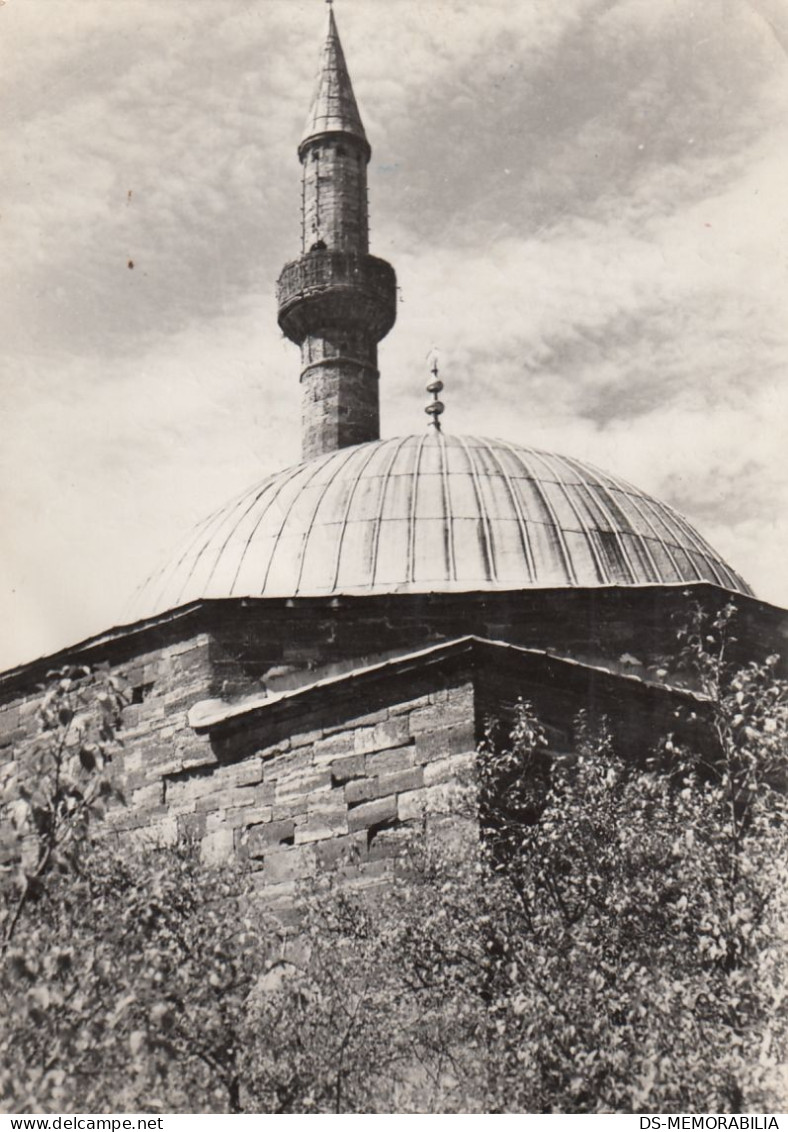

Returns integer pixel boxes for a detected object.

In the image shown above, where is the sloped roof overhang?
[187,633,708,739]
[1,584,784,699]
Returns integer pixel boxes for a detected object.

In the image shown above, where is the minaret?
[277,4,397,460]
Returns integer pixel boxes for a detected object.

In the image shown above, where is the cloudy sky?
[1,0,787,670]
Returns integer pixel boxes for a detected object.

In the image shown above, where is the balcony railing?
[277,250,397,343]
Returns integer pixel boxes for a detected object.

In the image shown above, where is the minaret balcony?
[277,250,397,345]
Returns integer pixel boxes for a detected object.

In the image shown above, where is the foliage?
[240,879,485,1114]
[1,611,787,1113]
[1,664,126,950]
[471,712,788,1112]
[1,835,481,1113]
[0,844,258,1112]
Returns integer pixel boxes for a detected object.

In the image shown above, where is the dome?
[138,433,750,618]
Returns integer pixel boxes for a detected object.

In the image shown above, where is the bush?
[2,610,786,1113]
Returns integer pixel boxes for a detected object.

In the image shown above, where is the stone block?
[0,705,21,731]
[259,741,290,760]
[315,831,367,869]
[415,722,476,764]
[264,845,317,884]
[447,684,475,707]
[423,751,475,787]
[132,783,163,807]
[165,637,208,659]
[389,694,431,716]
[230,782,262,806]
[290,728,323,749]
[271,797,310,821]
[329,754,365,783]
[365,745,415,777]
[118,722,151,743]
[307,788,348,814]
[354,717,410,755]
[236,805,274,827]
[181,749,218,772]
[312,732,353,765]
[122,704,142,729]
[347,795,398,833]
[222,804,270,831]
[244,818,296,858]
[151,755,183,777]
[122,664,144,686]
[254,781,277,806]
[201,826,235,865]
[204,809,229,832]
[177,812,207,840]
[398,789,425,822]
[264,748,314,782]
[378,766,424,796]
[233,757,264,787]
[154,815,179,848]
[276,769,331,800]
[294,810,348,844]
[195,784,257,812]
[342,708,388,730]
[344,776,378,805]
[408,693,473,735]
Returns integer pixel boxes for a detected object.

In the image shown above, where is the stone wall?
[0,631,214,869]
[177,678,477,921]
[1,583,779,918]
[300,359,380,459]
[301,139,369,255]
[0,628,480,921]
[199,586,788,703]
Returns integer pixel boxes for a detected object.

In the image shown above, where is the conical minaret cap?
[299,7,369,158]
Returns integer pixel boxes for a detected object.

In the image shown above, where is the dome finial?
[425,353,445,432]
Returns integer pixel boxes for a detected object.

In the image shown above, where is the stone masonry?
[0,592,742,922]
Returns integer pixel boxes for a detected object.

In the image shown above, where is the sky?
[1,0,787,671]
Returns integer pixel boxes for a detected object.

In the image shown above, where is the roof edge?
[188,634,708,736]
[1,583,783,694]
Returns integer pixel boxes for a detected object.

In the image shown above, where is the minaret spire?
[277,5,397,460]
[300,5,368,160]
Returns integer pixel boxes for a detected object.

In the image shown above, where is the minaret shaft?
[301,141,369,256]
[276,8,396,461]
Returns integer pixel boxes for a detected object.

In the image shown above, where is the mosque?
[1,8,785,908]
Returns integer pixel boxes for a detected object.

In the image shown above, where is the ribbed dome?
[137,434,750,618]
